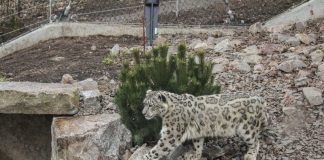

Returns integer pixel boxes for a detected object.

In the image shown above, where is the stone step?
[0,82,79,115]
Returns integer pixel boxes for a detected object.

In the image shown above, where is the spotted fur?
[142,90,269,160]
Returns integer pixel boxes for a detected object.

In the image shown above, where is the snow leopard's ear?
[158,94,167,103]
[146,89,152,95]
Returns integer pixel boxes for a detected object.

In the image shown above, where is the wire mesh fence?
[0,0,304,44]
[0,0,49,43]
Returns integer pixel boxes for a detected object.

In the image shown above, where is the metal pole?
[176,0,179,17]
[49,0,51,23]
[150,3,154,46]
[143,3,146,55]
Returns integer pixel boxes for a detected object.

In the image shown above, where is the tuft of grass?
[102,57,114,65]
[0,74,7,82]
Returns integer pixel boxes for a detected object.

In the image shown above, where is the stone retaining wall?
[0,80,132,160]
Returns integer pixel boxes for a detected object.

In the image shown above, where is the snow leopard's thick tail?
[260,108,278,143]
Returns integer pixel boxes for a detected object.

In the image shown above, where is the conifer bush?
[114,44,220,145]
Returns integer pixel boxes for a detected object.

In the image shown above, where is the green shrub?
[0,74,7,82]
[102,57,114,65]
[114,44,220,145]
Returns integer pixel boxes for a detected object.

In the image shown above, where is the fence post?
[176,0,179,17]
[49,0,52,23]
[16,0,21,17]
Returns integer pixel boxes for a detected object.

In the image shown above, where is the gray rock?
[296,34,316,45]
[253,64,264,73]
[282,106,297,116]
[295,22,306,32]
[302,87,323,106]
[214,39,232,53]
[111,44,120,56]
[316,71,324,81]
[212,57,230,65]
[78,90,102,116]
[212,64,225,74]
[278,60,307,72]
[189,39,203,49]
[249,22,263,34]
[286,37,301,46]
[242,45,261,55]
[230,60,251,73]
[297,70,311,78]
[270,33,291,43]
[51,113,132,160]
[0,82,79,115]
[194,42,208,50]
[243,55,262,64]
[319,63,324,72]
[206,36,216,45]
[294,77,309,87]
[61,74,76,84]
[310,50,324,65]
[76,78,99,91]
[50,56,65,62]
[260,43,286,55]
[91,45,97,51]
[154,36,168,45]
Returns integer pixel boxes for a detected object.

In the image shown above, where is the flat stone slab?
[0,82,79,114]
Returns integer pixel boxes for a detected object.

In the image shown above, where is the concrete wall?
[0,22,237,59]
[265,0,324,31]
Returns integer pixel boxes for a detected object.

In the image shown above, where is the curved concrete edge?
[0,22,237,59]
[264,0,324,32]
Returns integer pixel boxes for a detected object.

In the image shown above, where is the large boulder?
[0,82,79,114]
[51,113,132,160]
[302,87,323,106]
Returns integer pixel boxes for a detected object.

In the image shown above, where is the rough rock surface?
[76,78,103,116]
[129,144,192,160]
[214,39,232,53]
[302,87,323,106]
[278,59,306,72]
[0,82,79,114]
[51,113,132,160]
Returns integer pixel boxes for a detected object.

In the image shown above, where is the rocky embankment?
[126,19,324,159]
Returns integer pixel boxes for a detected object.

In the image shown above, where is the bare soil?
[0,35,141,83]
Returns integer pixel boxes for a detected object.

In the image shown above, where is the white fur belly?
[181,122,237,142]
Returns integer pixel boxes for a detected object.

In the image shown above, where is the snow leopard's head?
[142,90,169,120]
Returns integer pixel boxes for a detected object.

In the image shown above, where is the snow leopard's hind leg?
[180,138,204,160]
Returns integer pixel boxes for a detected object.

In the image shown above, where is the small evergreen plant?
[114,44,220,145]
